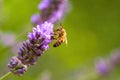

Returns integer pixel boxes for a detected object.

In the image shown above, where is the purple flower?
[38,0,50,10]
[18,21,54,66]
[48,0,70,23]
[31,14,40,24]
[94,50,120,76]
[31,22,54,40]
[32,0,70,24]
[8,56,27,76]
[8,22,54,75]
[95,59,110,75]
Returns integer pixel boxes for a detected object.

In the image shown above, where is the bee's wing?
[65,35,68,45]
[64,29,68,46]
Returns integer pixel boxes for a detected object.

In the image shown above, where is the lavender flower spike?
[48,0,70,24]
[8,22,54,75]
[18,21,54,66]
[8,56,27,76]
[31,0,70,24]
[95,59,110,75]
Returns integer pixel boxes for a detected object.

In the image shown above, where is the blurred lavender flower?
[8,56,27,76]
[0,32,16,47]
[31,14,40,24]
[110,51,120,65]
[94,50,120,76]
[38,0,50,10]
[47,0,70,24]
[31,0,70,24]
[95,59,110,75]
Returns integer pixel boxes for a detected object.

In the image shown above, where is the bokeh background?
[0,0,120,80]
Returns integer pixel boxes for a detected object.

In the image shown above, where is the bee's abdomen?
[53,39,63,47]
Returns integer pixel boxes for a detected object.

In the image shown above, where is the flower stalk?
[0,72,11,80]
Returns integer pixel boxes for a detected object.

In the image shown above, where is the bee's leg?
[54,31,58,35]
[52,31,58,40]
[51,36,57,40]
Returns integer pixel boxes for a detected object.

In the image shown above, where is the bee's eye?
[57,28,60,31]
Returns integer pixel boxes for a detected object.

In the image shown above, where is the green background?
[0,0,120,80]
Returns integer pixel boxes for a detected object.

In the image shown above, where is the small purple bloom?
[38,0,50,10]
[95,59,109,75]
[31,22,54,40]
[8,56,27,76]
[41,45,49,51]
[31,14,40,24]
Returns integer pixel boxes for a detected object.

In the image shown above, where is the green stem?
[0,72,11,80]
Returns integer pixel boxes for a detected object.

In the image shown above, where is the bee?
[52,26,67,47]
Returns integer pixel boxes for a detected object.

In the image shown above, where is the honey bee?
[52,26,67,47]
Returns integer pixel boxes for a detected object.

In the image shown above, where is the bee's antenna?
[60,23,62,26]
